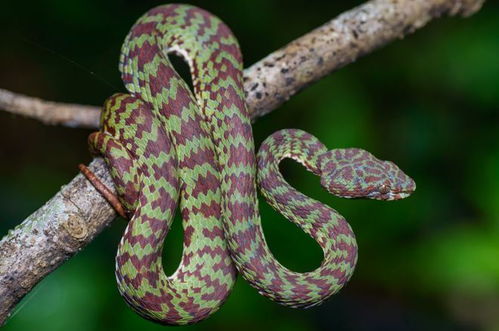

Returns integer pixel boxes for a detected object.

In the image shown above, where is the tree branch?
[0,0,484,127]
[0,88,101,129]
[0,0,485,325]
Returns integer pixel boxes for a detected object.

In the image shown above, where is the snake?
[83,4,416,326]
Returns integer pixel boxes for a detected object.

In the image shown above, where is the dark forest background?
[1,0,498,330]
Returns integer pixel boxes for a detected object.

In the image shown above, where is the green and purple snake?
[83,4,415,325]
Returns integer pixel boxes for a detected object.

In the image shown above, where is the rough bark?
[0,159,115,323]
[245,0,485,119]
[0,0,485,325]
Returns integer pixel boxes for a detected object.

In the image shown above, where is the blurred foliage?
[1,0,498,330]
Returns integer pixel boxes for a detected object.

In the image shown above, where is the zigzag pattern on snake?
[84,4,415,325]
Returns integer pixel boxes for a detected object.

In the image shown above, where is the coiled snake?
[81,4,415,325]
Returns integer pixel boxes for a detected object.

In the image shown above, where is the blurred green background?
[1,0,498,330]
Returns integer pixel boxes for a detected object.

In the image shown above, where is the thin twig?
[0,88,101,128]
[0,0,485,325]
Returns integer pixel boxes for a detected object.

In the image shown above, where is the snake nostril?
[379,184,390,194]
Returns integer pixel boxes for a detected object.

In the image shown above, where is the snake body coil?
[87,4,415,325]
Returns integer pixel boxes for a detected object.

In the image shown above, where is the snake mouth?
[387,191,412,200]
[375,190,414,201]
[362,188,415,201]
[339,190,413,200]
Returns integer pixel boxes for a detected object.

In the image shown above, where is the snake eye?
[379,184,390,194]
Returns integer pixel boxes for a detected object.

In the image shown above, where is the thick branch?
[0,159,115,323]
[245,0,485,119]
[0,0,485,325]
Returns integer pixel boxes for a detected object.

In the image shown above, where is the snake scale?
[82,4,415,325]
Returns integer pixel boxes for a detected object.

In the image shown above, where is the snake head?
[319,148,416,201]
